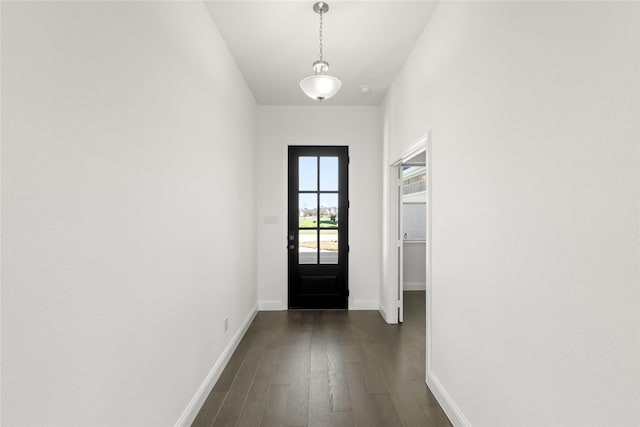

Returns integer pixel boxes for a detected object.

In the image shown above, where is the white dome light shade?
[300,75,342,101]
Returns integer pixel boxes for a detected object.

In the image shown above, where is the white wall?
[403,242,426,291]
[403,192,426,204]
[1,2,257,426]
[403,192,427,291]
[383,1,639,425]
[256,106,382,310]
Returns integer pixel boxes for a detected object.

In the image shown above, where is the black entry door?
[288,146,349,309]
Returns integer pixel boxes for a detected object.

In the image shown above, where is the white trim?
[427,371,470,427]
[397,165,404,323]
[258,300,285,311]
[403,240,426,245]
[382,291,398,324]
[174,304,258,427]
[382,169,398,324]
[350,299,379,310]
[387,132,430,325]
[424,132,433,377]
[378,302,388,321]
[390,133,430,167]
[403,282,426,291]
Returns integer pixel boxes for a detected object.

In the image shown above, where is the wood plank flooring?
[192,291,451,427]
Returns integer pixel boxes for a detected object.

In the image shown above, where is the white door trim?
[396,165,404,322]
[388,131,431,330]
[280,139,352,310]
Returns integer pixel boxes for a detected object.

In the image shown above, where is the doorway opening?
[287,146,349,309]
[400,153,427,324]
[393,150,427,323]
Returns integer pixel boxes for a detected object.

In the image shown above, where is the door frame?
[281,140,351,309]
[391,154,426,323]
[396,165,404,323]
[388,131,432,376]
[287,145,349,309]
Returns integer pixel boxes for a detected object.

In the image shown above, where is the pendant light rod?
[314,2,328,62]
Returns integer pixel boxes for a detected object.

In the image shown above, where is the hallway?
[3,2,638,425]
[193,292,450,426]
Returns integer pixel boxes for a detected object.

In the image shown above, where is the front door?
[288,146,349,309]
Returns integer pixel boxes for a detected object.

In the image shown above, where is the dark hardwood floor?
[192,291,451,427]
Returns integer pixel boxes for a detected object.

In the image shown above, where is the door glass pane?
[299,156,317,191]
[299,230,317,264]
[320,157,338,191]
[319,193,338,227]
[299,193,318,228]
[319,230,338,264]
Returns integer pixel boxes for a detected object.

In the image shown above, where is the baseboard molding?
[174,304,258,427]
[427,370,470,427]
[258,300,285,311]
[350,299,378,310]
[404,281,426,291]
[378,303,388,322]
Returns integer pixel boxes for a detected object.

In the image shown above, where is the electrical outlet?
[224,317,228,332]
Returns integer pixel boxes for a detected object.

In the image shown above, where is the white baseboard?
[174,304,258,427]
[427,370,470,427]
[378,302,398,325]
[378,303,389,322]
[258,300,285,311]
[260,300,379,310]
[350,299,379,310]
[404,281,426,291]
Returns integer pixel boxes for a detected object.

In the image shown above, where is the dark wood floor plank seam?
[213,335,254,393]
[230,345,271,426]
[260,384,289,427]
[236,348,281,427]
[369,343,431,427]
[308,369,331,427]
[283,347,311,426]
[343,362,377,426]
[213,344,267,426]
[191,391,227,427]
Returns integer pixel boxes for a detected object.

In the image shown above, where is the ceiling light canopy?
[300,2,341,101]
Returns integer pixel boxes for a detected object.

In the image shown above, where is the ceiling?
[204,1,438,106]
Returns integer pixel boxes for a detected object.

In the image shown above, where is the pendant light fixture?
[300,2,341,101]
